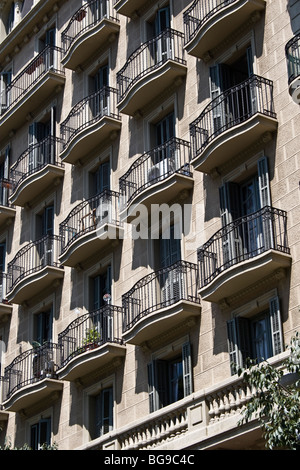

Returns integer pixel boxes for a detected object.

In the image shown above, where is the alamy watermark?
[93,201,205,252]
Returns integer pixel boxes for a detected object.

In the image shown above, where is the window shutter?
[257,156,271,208]
[101,161,110,191]
[147,362,156,413]
[227,317,251,373]
[101,387,113,435]
[227,318,240,374]
[182,341,193,397]
[38,418,51,449]
[155,359,168,409]
[269,296,284,356]
[219,182,241,264]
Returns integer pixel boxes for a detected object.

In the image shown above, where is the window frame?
[147,336,193,413]
[83,375,115,442]
[227,289,284,373]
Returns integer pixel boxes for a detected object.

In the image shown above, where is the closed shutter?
[269,296,284,356]
[182,341,193,397]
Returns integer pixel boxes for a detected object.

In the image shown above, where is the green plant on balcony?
[82,327,101,350]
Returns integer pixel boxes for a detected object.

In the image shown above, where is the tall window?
[227,295,284,373]
[30,418,51,450]
[148,341,192,412]
[34,308,53,345]
[89,386,113,440]
[219,156,271,264]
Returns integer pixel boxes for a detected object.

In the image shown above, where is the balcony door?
[39,27,56,68]
[154,6,171,63]
[219,156,271,266]
[0,146,9,206]
[36,205,54,267]
[90,64,109,117]
[0,242,6,300]
[159,225,182,305]
[0,70,12,114]
[90,266,112,341]
[210,46,254,134]
[28,109,55,173]
[148,112,175,183]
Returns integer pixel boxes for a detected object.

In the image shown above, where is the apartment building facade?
[0,0,299,450]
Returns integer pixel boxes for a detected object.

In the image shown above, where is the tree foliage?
[234,332,300,450]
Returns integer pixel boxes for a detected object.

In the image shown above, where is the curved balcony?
[0,178,15,226]
[59,190,123,268]
[113,0,148,18]
[122,260,201,346]
[61,0,120,71]
[6,235,64,305]
[9,136,64,207]
[1,342,63,413]
[197,206,291,303]
[183,0,266,59]
[119,138,193,223]
[117,29,187,116]
[60,86,121,165]
[57,305,125,381]
[0,46,65,138]
[285,33,300,104]
[189,75,277,174]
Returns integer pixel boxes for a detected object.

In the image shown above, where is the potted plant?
[82,327,101,350]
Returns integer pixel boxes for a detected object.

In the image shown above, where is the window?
[89,63,109,117]
[0,69,12,113]
[36,205,54,238]
[148,111,175,183]
[89,386,113,440]
[0,241,6,301]
[90,265,112,311]
[89,160,110,197]
[219,156,271,264]
[28,107,56,171]
[227,295,284,373]
[30,417,51,450]
[0,146,10,206]
[148,341,192,412]
[34,308,53,345]
[210,45,254,132]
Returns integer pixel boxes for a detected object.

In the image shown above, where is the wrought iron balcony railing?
[0,46,64,116]
[197,206,290,288]
[119,137,191,208]
[7,234,62,294]
[183,0,236,45]
[10,136,64,194]
[61,0,118,54]
[117,28,186,103]
[122,260,200,333]
[58,305,124,368]
[190,75,276,161]
[60,86,120,152]
[1,342,61,403]
[59,190,121,255]
[285,33,300,84]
